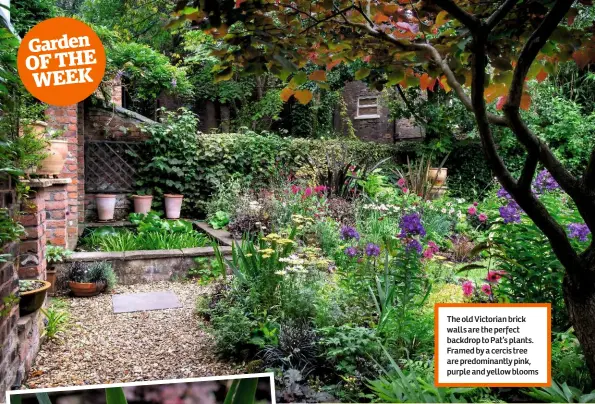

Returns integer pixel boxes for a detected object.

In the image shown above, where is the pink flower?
[291,185,300,194]
[423,248,434,259]
[462,281,474,297]
[397,178,406,187]
[402,187,409,194]
[468,206,477,216]
[314,185,327,194]
[481,284,492,295]
[478,213,487,222]
[487,270,506,283]
[473,201,479,206]
[303,187,313,197]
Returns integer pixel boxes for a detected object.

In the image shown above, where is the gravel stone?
[24,281,242,388]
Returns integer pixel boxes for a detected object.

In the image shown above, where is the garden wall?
[81,104,155,223]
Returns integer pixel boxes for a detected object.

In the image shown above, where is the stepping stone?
[112,291,182,314]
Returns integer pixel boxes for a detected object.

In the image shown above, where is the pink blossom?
[462,281,474,296]
[487,270,506,283]
[478,213,488,222]
[303,187,313,197]
[314,185,327,194]
[402,187,409,194]
[291,185,300,194]
[481,284,492,295]
[397,178,406,187]
[468,206,477,216]
[473,201,479,207]
[422,248,434,259]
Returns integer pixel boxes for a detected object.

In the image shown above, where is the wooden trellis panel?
[85,140,145,193]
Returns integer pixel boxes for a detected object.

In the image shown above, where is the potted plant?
[18,279,51,316]
[68,261,117,297]
[45,245,72,295]
[132,193,153,214]
[96,194,117,221]
[428,167,448,186]
[21,122,69,176]
[164,194,183,219]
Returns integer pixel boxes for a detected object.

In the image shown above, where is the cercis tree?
[170,0,595,381]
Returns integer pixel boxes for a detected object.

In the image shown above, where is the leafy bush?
[210,305,256,357]
[68,261,117,290]
[134,109,418,215]
[551,328,592,390]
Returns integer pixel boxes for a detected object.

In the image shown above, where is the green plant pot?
[19,280,51,316]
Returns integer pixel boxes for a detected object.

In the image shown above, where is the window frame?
[355,96,380,119]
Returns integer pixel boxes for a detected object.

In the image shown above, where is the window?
[356,96,380,119]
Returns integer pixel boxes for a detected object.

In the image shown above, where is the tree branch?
[299,6,355,34]
[518,152,538,191]
[470,34,583,277]
[503,0,583,202]
[395,85,427,125]
[585,149,595,190]
[485,0,520,31]
[432,0,479,31]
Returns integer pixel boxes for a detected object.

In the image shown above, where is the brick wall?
[46,105,79,249]
[339,81,424,143]
[0,173,19,399]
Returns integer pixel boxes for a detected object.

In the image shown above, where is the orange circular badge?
[17,17,106,106]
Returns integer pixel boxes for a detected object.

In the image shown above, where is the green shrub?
[211,305,256,357]
[134,108,419,215]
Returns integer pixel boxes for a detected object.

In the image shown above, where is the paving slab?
[112,291,182,313]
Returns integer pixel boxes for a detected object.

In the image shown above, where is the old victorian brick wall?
[338,81,425,143]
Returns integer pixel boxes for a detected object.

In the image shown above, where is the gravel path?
[25,282,242,388]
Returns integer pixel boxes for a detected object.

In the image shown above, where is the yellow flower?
[245,253,253,257]
[259,248,275,255]
[262,254,272,259]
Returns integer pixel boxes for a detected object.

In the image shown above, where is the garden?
[1,0,595,403]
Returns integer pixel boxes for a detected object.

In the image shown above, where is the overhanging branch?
[485,0,520,31]
[432,0,479,31]
[518,152,538,191]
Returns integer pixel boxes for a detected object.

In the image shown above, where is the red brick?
[47,210,65,220]
[67,109,77,117]
[19,239,42,254]
[68,192,78,199]
[47,235,65,246]
[67,226,78,235]
[25,224,44,239]
[45,200,66,210]
[51,192,66,201]
[18,212,42,227]
[18,266,42,279]
[46,220,65,230]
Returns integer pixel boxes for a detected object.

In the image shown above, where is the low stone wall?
[54,246,233,289]
[17,311,44,386]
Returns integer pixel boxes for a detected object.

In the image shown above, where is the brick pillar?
[77,102,85,225]
[44,187,68,246]
[46,105,79,249]
[18,191,46,280]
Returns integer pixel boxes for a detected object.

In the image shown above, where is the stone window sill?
[354,115,381,120]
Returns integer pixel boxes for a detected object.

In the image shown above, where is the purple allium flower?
[568,223,591,242]
[340,226,360,241]
[115,69,124,81]
[533,169,559,193]
[405,239,423,254]
[399,213,426,237]
[171,78,177,88]
[365,243,381,257]
[496,187,512,200]
[344,246,359,258]
[499,203,521,224]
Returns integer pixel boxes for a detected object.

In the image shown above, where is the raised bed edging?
[53,223,238,289]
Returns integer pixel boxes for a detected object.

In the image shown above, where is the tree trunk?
[563,263,595,386]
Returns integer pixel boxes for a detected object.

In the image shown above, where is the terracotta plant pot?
[428,167,448,187]
[68,281,106,297]
[19,280,51,316]
[19,120,48,138]
[46,269,57,296]
[164,194,183,219]
[96,194,117,221]
[133,195,153,214]
[37,139,68,176]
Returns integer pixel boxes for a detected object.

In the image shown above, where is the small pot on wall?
[96,194,117,221]
[132,195,153,214]
[164,194,183,219]
[427,167,448,187]
[37,139,69,176]
[19,280,51,316]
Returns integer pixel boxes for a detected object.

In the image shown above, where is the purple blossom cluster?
[365,243,381,257]
[340,226,360,241]
[344,246,358,258]
[499,203,521,224]
[405,239,423,254]
[533,169,559,193]
[568,223,591,242]
[399,213,426,237]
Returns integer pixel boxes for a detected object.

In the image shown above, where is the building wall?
[340,81,424,143]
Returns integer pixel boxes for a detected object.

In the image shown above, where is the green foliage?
[318,324,382,376]
[82,213,208,251]
[551,328,592,390]
[0,208,24,247]
[9,0,58,37]
[188,257,224,284]
[134,111,414,214]
[209,211,230,230]
[523,381,595,403]
[211,304,256,357]
[45,245,72,264]
[41,306,69,339]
